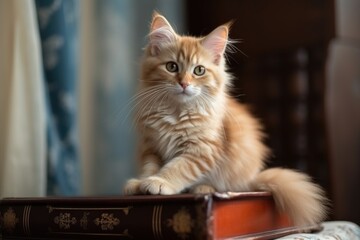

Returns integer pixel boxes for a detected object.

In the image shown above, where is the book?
[0,192,319,240]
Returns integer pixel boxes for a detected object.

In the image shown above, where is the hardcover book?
[0,192,319,240]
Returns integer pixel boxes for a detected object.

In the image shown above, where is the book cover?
[0,192,318,240]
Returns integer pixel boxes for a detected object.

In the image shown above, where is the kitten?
[124,12,327,226]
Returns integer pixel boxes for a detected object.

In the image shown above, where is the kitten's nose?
[180,82,189,90]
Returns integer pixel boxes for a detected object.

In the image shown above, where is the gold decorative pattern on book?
[54,213,77,229]
[167,207,194,240]
[2,208,19,233]
[47,205,54,213]
[94,213,120,230]
[80,212,89,230]
[44,205,133,236]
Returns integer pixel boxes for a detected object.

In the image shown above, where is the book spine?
[0,201,208,240]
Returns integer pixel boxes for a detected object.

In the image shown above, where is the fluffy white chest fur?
[142,107,220,163]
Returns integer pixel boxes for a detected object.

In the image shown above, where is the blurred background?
[0,0,359,224]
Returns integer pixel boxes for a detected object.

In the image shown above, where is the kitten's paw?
[123,178,141,195]
[140,176,177,195]
[190,184,216,194]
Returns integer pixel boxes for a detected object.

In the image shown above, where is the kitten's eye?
[193,65,206,76]
[165,61,179,73]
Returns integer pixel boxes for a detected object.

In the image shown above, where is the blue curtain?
[35,0,81,195]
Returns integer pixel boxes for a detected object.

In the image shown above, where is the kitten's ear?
[201,25,229,65]
[149,12,177,56]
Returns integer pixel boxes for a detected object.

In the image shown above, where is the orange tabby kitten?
[124,12,327,226]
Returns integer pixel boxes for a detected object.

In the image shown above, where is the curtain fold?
[0,0,46,197]
[35,0,81,195]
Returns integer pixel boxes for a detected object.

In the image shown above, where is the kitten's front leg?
[123,154,161,195]
[123,178,142,195]
[140,153,213,195]
[139,176,178,195]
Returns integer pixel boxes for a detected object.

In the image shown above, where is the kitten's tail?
[252,168,328,226]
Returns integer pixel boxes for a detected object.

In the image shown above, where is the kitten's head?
[141,12,231,108]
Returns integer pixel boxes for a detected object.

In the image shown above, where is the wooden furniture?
[326,0,360,225]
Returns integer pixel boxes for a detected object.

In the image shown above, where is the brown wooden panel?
[186,0,335,56]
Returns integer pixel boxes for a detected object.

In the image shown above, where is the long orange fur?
[124,12,328,226]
